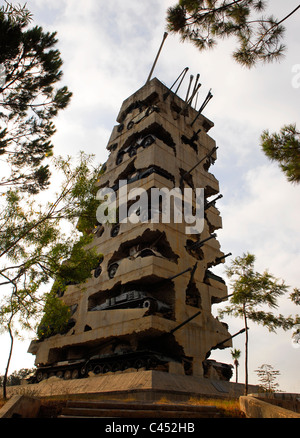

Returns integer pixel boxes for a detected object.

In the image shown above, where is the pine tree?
[255,364,280,393]
[166,2,300,183]
[166,1,300,68]
[0,2,72,194]
[261,124,300,184]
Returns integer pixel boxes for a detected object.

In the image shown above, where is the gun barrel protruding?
[204,194,223,210]
[157,265,198,286]
[164,67,189,101]
[170,310,201,335]
[214,252,232,265]
[146,32,168,84]
[186,233,217,251]
[181,146,218,183]
[210,328,247,351]
[190,89,213,127]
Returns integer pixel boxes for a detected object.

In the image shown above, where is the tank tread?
[32,351,180,383]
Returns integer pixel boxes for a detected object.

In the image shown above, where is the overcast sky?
[1,0,299,392]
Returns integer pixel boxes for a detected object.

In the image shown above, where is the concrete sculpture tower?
[28,76,233,383]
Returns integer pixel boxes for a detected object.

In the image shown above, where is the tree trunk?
[243,303,248,395]
[3,322,14,400]
[235,361,238,383]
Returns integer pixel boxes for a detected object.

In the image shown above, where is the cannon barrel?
[204,194,223,210]
[170,310,201,335]
[186,233,217,251]
[210,328,247,351]
[181,146,218,182]
[214,252,232,264]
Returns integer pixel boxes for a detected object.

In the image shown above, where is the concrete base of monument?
[7,370,259,401]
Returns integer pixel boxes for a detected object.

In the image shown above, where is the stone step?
[59,400,221,418]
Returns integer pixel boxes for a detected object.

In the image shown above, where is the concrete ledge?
[239,395,300,418]
[0,395,40,418]
[7,370,258,402]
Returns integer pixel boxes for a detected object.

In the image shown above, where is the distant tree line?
[0,367,34,386]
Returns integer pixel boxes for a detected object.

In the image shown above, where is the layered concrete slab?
[28,77,233,385]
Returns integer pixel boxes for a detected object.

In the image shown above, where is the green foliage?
[37,291,71,339]
[231,348,241,362]
[0,153,103,339]
[220,252,295,332]
[261,124,300,184]
[166,1,299,67]
[0,5,72,194]
[219,253,297,394]
[0,2,33,26]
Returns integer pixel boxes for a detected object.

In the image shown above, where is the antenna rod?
[146,32,168,84]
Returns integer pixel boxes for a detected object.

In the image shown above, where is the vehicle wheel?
[71,369,79,379]
[94,266,102,278]
[108,263,119,279]
[102,364,112,374]
[80,365,87,376]
[127,121,134,130]
[64,370,72,380]
[93,365,103,375]
[36,371,43,383]
[146,357,158,369]
[128,146,137,157]
[141,135,155,148]
[111,224,120,237]
[111,361,121,372]
[116,152,124,165]
[134,358,145,369]
[117,123,124,132]
[56,371,63,378]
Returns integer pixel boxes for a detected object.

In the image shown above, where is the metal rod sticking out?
[175,83,201,119]
[146,32,168,84]
[170,310,201,335]
[185,75,194,102]
[190,88,213,127]
[190,73,200,107]
[180,145,218,184]
[163,67,189,101]
[174,67,189,95]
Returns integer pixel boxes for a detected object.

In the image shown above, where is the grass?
[156,396,245,418]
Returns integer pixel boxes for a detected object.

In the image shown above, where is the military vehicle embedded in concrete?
[90,290,171,313]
